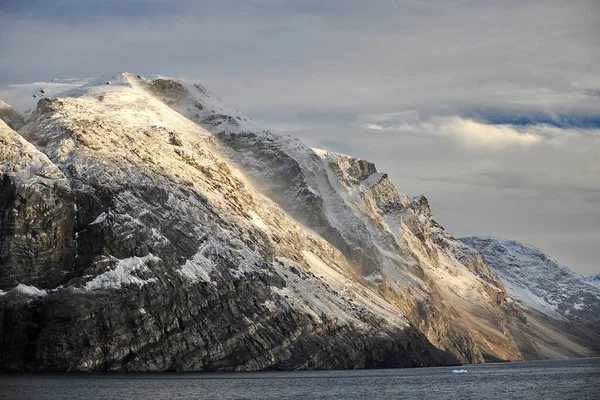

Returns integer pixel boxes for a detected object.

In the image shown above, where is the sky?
[1,0,599,274]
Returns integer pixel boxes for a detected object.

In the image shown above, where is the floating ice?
[452,369,468,374]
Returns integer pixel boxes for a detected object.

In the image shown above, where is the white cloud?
[428,118,542,147]
[363,116,543,148]
[364,123,385,131]
[0,79,93,112]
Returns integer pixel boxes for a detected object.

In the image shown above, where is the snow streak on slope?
[314,149,509,304]
[0,284,48,298]
[84,254,161,291]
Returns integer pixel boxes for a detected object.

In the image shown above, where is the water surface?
[1,358,599,399]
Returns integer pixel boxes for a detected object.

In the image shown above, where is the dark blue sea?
[1,358,599,399]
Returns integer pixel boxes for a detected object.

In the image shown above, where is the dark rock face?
[0,120,75,290]
[1,272,456,372]
[0,174,75,289]
[0,170,456,371]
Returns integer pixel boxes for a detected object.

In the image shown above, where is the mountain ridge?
[0,72,598,371]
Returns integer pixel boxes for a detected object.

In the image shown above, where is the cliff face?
[0,119,75,290]
[0,73,598,371]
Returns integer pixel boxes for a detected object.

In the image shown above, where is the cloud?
[363,116,543,148]
[0,79,93,112]
[434,118,542,147]
[364,123,385,131]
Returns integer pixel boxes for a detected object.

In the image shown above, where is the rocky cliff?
[0,73,598,371]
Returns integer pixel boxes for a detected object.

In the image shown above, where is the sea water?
[1,357,598,399]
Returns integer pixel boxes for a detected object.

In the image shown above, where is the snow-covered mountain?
[460,237,600,319]
[461,236,600,358]
[1,73,598,371]
[586,273,600,287]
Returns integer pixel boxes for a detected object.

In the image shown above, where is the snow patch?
[1,284,48,297]
[248,211,269,232]
[362,172,386,188]
[85,254,160,291]
[89,212,107,225]
[179,255,214,282]
[178,241,217,283]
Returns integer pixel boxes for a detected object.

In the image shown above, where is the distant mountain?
[461,236,600,357]
[586,273,600,287]
[1,73,598,372]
